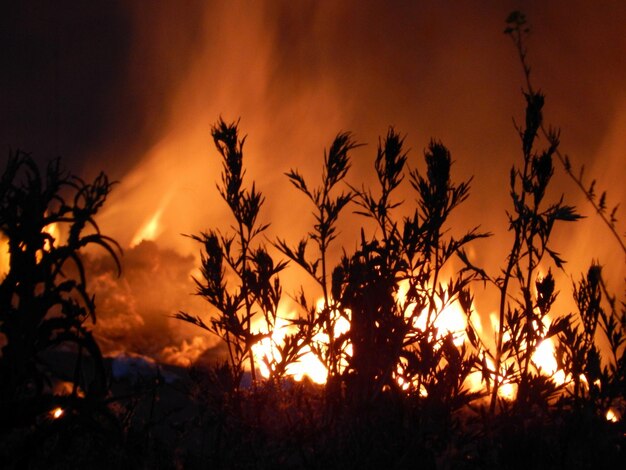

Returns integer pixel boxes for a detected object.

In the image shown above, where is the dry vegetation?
[1,12,625,469]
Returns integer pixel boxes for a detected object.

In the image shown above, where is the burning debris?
[50,407,64,420]
[85,240,219,364]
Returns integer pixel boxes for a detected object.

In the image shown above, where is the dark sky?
[1,1,210,177]
[2,1,625,359]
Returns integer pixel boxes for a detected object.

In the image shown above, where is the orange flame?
[0,235,9,280]
[606,408,620,423]
[251,284,476,389]
[34,221,61,263]
[251,302,351,384]
[131,208,165,248]
[51,407,64,419]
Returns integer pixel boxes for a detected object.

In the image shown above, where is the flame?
[285,344,329,384]
[482,355,518,400]
[251,302,351,384]
[0,235,9,280]
[129,189,176,248]
[532,338,559,376]
[251,284,475,388]
[498,381,518,401]
[606,408,620,423]
[34,221,61,263]
[51,407,64,419]
[398,280,469,346]
[531,337,568,386]
[42,222,60,251]
[131,207,165,248]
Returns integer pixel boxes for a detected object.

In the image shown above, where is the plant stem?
[510,20,626,257]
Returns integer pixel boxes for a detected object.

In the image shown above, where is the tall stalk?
[489,86,581,413]
[276,133,358,379]
[177,119,286,388]
[505,11,625,256]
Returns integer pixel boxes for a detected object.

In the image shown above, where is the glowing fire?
[251,302,351,384]
[606,408,620,423]
[51,407,64,419]
[396,280,470,346]
[251,283,477,389]
[1,221,61,270]
[0,235,9,280]
[532,337,568,385]
[131,208,165,248]
[482,314,569,401]
[35,221,61,263]
[129,190,176,248]
[42,222,60,251]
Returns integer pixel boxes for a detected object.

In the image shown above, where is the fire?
[34,221,61,264]
[251,285,475,388]
[499,382,518,401]
[251,303,351,384]
[42,222,60,251]
[532,337,567,385]
[480,314,569,401]
[51,407,64,419]
[285,344,329,384]
[606,408,620,423]
[0,235,9,280]
[397,280,469,346]
[129,189,176,248]
[131,208,165,248]
[475,355,519,400]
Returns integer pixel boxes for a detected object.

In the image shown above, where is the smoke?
[4,1,624,361]
[86,241,223,366]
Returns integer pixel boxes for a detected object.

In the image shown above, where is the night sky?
[2,1,625,361]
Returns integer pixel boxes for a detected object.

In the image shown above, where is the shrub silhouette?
[182,100,624,468]
[0,151,123,465]
[276,132,359,386]
[482,87,582,414]
[176,119,308,389]
[3,10,625,469]
[176,11,626,468]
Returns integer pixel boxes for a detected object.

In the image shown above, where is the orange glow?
[606,408,620,423]
[32,0,621,411]
[483,355,518,400]
[51,407,64,419]
[499,381,518,401]
[398,280,469,346]
[251,285,476,388]
[42,222,60,251]
[131,208,165,248]
[161,336,212,368]
[251,302,351,384]
[0,235,9,280]
[532,338,562,380]
[35,221,61,263]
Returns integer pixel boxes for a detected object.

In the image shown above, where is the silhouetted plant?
[176,119,306,388]
[0,151,121,419]
[166,11,626,468]
[328,131,488,409]
[557,264,626,411]
[482,84,582,413]
[275,132,359,383]
[0,151,126,467]
[505,10,626,256]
